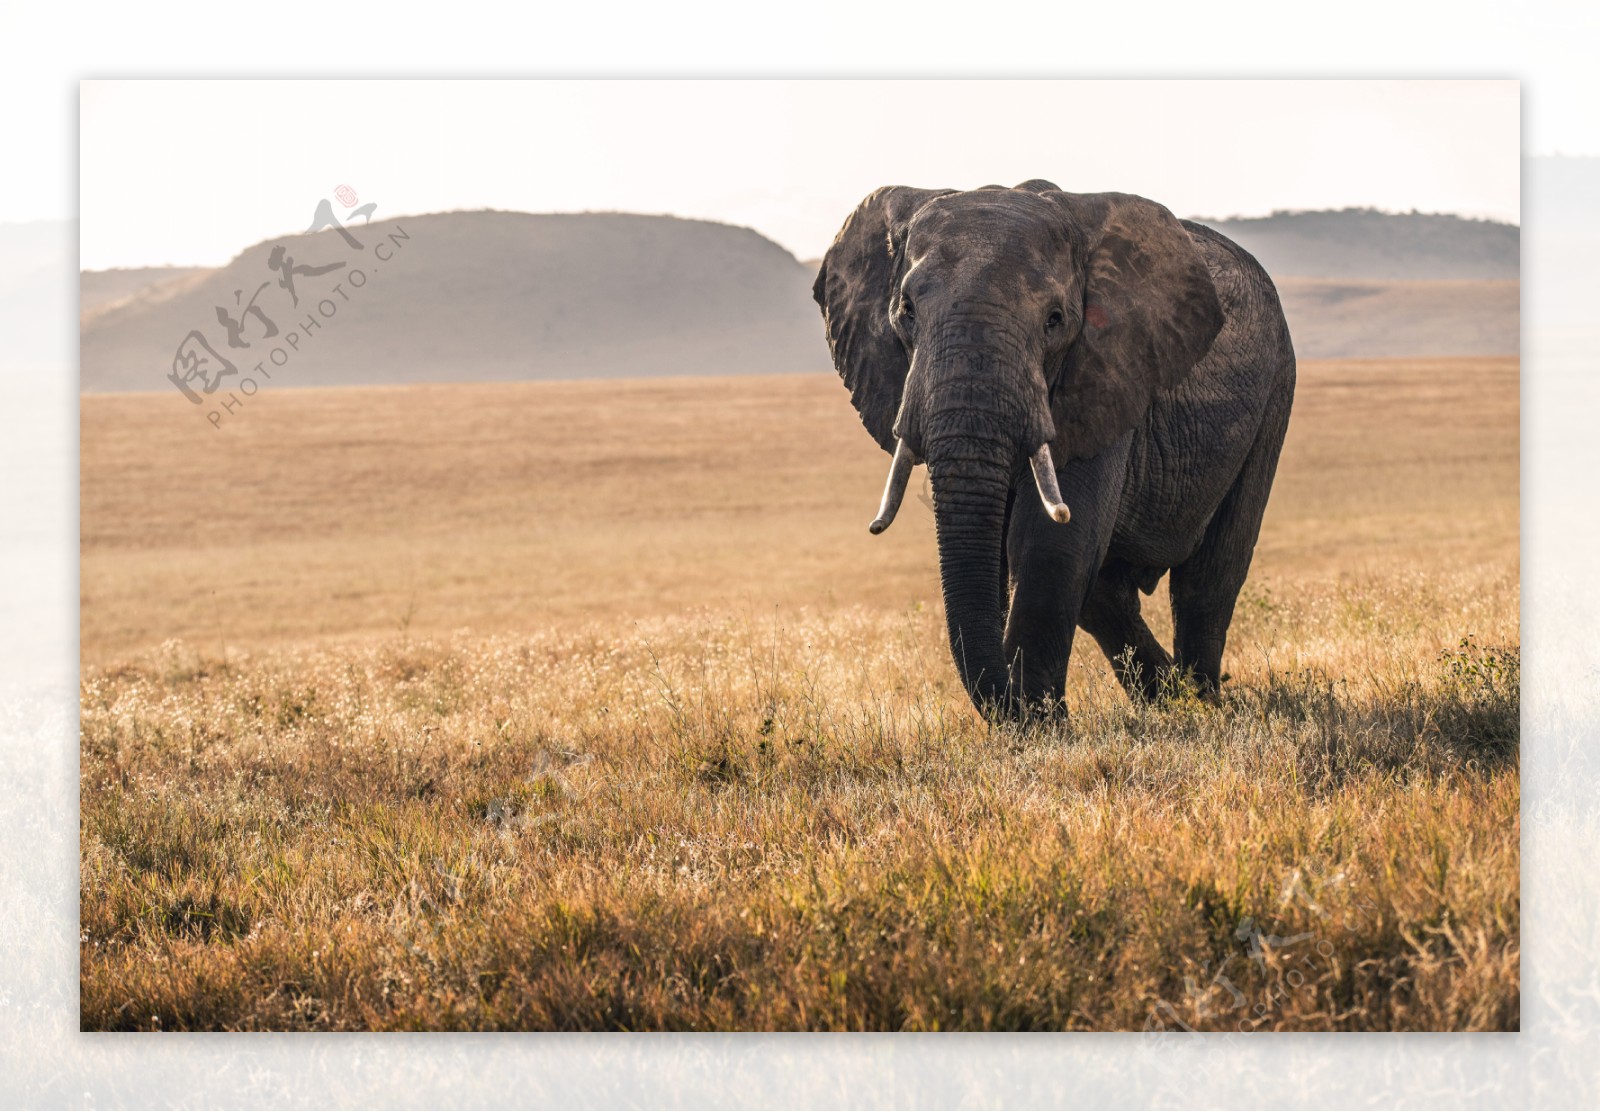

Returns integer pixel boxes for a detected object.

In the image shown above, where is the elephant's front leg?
[1002,447,1126,712]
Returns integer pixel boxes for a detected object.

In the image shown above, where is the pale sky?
[78,80,1520,271]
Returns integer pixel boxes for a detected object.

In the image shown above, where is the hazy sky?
[79,80,1519,270]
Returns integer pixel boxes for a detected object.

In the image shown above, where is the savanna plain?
[79,356,1519,1030]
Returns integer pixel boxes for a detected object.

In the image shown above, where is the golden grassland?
[79,357,1519,1030]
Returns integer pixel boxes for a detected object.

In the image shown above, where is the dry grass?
[79,358,1519,1030]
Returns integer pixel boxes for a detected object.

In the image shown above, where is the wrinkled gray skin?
[813,180,1296,718]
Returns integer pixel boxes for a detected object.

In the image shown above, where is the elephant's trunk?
[908,326,1059,716]
[927,434,1016,714]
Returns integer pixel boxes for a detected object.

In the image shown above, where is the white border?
[6,4,1595,1106]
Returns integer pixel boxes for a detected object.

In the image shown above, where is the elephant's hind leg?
[1169,387,1293,694]
[1080,559,1174,701]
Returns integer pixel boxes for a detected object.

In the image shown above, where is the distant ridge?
[1195,208,1519,280]
[81,210,832,394]
[81,267,208,318]
[1273,278,1516,359]
[79,206,1522,395]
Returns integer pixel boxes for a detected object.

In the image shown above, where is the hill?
[1201,208,1519,280]
[1210,209,1519,356]
[81,267,208,318]
[80,206,1522,395]
[80,211,832,394]
[1273,277,1517,359]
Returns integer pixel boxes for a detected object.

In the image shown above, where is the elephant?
[812,179,1296,718]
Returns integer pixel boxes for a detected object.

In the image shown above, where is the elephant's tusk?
[1029,444,1072,524]
[869,438,920,535]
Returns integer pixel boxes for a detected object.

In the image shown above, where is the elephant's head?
[813,180,1224,713]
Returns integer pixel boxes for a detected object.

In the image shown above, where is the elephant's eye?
[900,297,916,323]
[1045,308,1065,332]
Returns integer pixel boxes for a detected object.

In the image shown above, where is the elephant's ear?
[1043,191,1224,460]
[813,186,952,453]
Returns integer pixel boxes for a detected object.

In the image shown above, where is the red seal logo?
[334,184,359,208]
